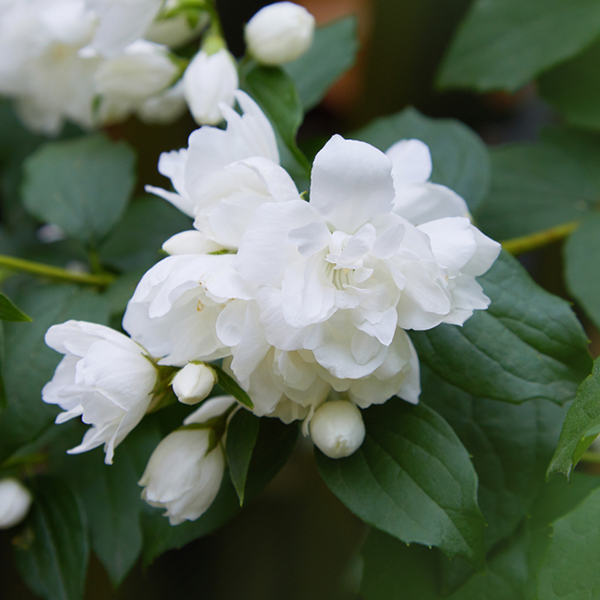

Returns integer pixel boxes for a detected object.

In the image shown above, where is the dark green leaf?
[547,357,600,478]
[0,292,31,322]
[243,417,298,504]
[210,364,253,409]
[0,284,109,463]
[537,486,600,599]
[141,471,240,566]
[353,107,490,212]
[99,195,192,273]
[360,474,600,600]
[475,143,596,241]
[564,214,600,330]
[241,65,311,184]
[284,16,359,111]
[21,134,136,244]
[541,126,600,193]
[437,0,600,92]
[317,400,485,568]
[225,409,260,505]
[421,367,568,553]
[14,477,89,600]
[539,37,600,132]
[411,251,592,405]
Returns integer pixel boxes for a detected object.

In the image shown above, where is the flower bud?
[310,401,365,459]
[0,478,33,529]
[172,363,216,405]
[183,48,238,125]
[245,2,315,66]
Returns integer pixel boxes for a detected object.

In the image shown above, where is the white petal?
[386,139,432,184]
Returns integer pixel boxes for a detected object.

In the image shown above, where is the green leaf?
[316,399,485,568]
[539,37,600,132]
[537,486,600,599]
[284,16,359,111]
[437,0,600,92]
[21,134,136,245]
[421,367,568,553]
[0,292,31,322]
[225,409,260,506]
[14,477,89,600]
[141,471,241,566]
[360,474,600,600]
[547,357,600,478]
[99,195,192,273]
[541,126,600,194]
[210,364,253,409]
[353,107,490,212]
[241,65,311,184]
[0,284,110,463]
[411,251,592,405]
[474,143,596,241]
[564,214,600,330]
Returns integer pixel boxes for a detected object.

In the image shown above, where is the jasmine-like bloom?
[245,2,315,66]
[139,395,235,525]
[310,401,366,459]
[172,362,216,405]
[42,321,158,464]
[0,479,33,530]
[183,48,238,126]
[147,90,300,250]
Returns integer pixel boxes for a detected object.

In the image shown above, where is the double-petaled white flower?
[139,395,235,525]
[147,90,300,251]
[43,321,158,464]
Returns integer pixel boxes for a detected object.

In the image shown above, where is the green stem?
[501,221,580,256]
[579,451,600,465]
[204,0,224,38]
[0,254,115,287]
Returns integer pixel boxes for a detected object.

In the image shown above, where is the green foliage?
[241,64,311,185]
[437,0,600,92]
[0,292,31,321]
[539,38,600,132]
[210,364,253,409]
[317,399,485,568]
[564,215,600,330]
[0,284,109,463]
[21,134,136,245]
[226,409,260,505]
[411,252,592,404]
[284,16,359,111]
[360,474,600,600]
[474,143,596,241]
[15,477,89,600]
[354,107,491,211]
[548,357,600,478]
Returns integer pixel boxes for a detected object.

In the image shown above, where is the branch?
[501,221,580,256]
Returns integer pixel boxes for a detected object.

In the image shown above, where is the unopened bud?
[0,478,33,529]
[245,2,315,66]
[172,363,216,405]
[310,401,365,459]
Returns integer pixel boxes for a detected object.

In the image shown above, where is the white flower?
[81,0,165,57]
[145,8,207,48]
[147,90,300,250]
[245,2,315,66]
[310,401,365,459]
[139,395,235,525]
[232,134,500,399]
[172,363,216,405]
[95,39,178,123]
[42,321,158,464]
[183,48,238,126]
[0,479,33,529]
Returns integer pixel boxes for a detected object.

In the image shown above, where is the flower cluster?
[42,91,499,524]
[0,0,315,133]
